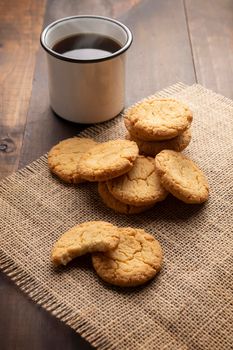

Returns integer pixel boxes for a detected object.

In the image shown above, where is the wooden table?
[0,1,233,349]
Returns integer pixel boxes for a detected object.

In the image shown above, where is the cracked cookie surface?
[92,227,163,287]
[78,139,139,182]
[98,182,153,214]
[126,129,191,156]
[51,221,120,266]
[48,137,98,183]
[155,150,209,203]
[124,98,192,141]
[107,156,168,207]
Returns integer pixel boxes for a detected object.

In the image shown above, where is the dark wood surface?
[0,0,232,349]
[0,0,45,178]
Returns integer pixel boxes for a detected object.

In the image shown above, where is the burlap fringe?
[0,249,113,349]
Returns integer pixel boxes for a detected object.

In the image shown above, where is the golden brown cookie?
[92,227,163,287]
[98,182,153,214]
[107,156,168,207]
[124,98,192,141]
[78,139,139,182]
[126,129,191,156]
[155,150,209,203]
[51,221,120,266]
[48,137,98,183]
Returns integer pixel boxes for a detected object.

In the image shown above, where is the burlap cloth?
[0,83,232,350]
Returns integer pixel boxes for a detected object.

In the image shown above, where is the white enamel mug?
[40,15,133,123]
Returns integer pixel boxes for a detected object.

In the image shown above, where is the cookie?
[51,221,120,266]
[78,139,139,182]
[107,156,168,207]
[124,98,192,141]
[98,182,153,214]
[48,137,98,183]
[92,227,163,287]
[126,128,191,156]
[155,150,209,203]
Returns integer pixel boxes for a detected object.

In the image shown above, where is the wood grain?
[0,0,46,179]
[0,274,93,350]
[19,0,196,167]
[185,0,233,99]
[125,0,196,105]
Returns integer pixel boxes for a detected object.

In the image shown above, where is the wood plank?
[185,0,233,98]
[0,0,46,179]
[19,0,196,167]
[124,0,196,106]
[0,274,93,350]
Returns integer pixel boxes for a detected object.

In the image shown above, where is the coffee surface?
[52,33,121,59]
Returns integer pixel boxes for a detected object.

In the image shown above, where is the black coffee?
[52,33,122,60]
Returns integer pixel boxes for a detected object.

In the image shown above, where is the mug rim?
[40,15,133,63]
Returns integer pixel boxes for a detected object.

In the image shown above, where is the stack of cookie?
[51,221,163,287]
[47,97,209,214]
[124,98,192,156]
